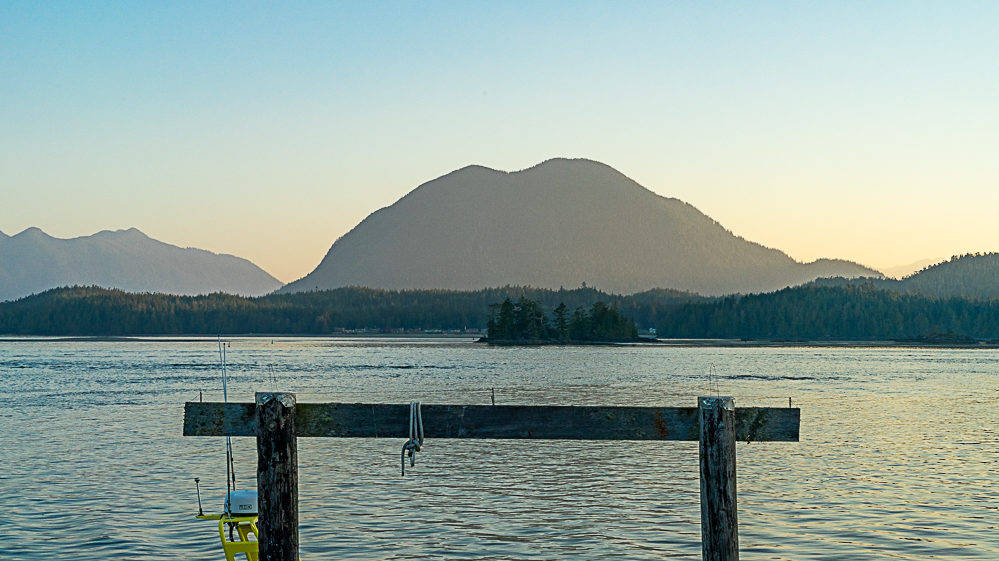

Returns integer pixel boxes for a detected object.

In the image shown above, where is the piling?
[256,392,299,561]
[699,396,739,560]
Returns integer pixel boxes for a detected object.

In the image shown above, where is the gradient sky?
[2,1,997,283]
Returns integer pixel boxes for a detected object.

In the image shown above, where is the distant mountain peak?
[455,163,506,175]
[12,227,153,243]
[529,157,610,169]
[14,226,51,239]
[882,257,945,279]
[93,227,151,240]
[282,159,878,296]
[510,157,621,177]
[453,158,625,180]
[0,227,283,301]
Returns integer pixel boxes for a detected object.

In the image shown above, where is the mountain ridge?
[0,227,283,301]
[282,158,879,296]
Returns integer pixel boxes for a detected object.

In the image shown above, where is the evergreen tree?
[553,302,569,342]
[568,306,591,341]
[495,298,515,339]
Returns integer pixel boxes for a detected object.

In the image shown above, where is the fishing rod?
[220,337,237,543]
[220,337,236,507]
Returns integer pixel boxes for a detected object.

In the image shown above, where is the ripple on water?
[0,339,997,560]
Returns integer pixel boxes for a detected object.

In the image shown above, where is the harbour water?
[1,337,996,560]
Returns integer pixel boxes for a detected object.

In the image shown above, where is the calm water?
[0,337,996,560]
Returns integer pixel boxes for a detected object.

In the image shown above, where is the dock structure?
[185,394,800,561]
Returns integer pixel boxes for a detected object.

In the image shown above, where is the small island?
[483,297,639,344]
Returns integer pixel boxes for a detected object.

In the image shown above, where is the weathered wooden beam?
[185,402,255,436]
[256,393,299,561]
[184,402,799,442]
[699,396,739,561]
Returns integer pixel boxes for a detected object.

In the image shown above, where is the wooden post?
[256,392,299,561]
[699,396,738,561]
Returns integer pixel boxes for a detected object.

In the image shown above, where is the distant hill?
[281,158,878,296]
[812,253,999,301]
[899,253,999,299]
[658,282,999,341]
[881,257,944,280]
[0,227,283,301]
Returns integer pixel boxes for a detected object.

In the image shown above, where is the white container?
[224,490,258,515]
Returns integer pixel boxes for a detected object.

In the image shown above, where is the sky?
[2,1,997,283]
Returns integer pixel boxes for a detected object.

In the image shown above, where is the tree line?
[3,282,999,341]
[0,285,685,336]
[654,282,999,341]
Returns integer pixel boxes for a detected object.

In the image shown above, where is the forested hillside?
[656,283,999,340]
[812,253,999,301]
[900,253,999,299]
[2,283,999,341]
[0,285,697,336]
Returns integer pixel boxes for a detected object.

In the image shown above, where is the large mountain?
[283,158,878,296]
[0,227,282,301]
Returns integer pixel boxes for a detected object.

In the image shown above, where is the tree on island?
[553,302,569,342]
[486,297,638,343]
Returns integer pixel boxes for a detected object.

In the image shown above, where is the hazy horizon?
[3,3,997,283]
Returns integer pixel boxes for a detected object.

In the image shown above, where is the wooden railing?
[185,394,800,561]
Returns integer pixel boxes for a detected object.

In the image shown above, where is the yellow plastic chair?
[217,516,259,561]
[199,513,300,560]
